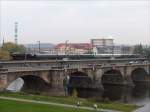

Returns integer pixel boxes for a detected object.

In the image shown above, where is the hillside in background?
[25,43,55,49]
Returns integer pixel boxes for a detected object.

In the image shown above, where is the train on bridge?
[11,53,143,60]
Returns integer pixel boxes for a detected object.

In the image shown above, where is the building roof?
[55,43,92,50]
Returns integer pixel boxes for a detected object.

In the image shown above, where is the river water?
[77,83,150,112]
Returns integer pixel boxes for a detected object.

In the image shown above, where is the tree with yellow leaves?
[0,42,26,60]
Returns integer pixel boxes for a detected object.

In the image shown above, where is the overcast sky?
[0,0,150,45]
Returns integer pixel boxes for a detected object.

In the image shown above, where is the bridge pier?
[78,68,104,91]
[49,70,66,96]
[0,73,8,91]
[91,69,104,90]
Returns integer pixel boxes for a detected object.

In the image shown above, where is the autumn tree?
[0,42,26,60]
[0,50,11,60]
[1,42,26,53]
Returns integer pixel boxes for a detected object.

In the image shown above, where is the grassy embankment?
[0,92,140,112]
[0,99,94,112]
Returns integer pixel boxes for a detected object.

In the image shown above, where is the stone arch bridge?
[0,61,150,95]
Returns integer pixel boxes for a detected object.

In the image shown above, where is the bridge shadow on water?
[64,70,150,105]
[88,83,150,105]
[72,82,150,105]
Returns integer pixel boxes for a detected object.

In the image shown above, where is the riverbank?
[0,98,95,112]
[0,92,139,112]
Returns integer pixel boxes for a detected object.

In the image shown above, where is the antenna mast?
[14,22,18,44]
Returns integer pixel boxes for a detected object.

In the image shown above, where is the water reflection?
[131,83,150,105]
[132,83,150,99]
[102,83,150,112]
[102,85,132,103]
[102,83,150,104]
[77,88,102,98]
[77,83,150,105]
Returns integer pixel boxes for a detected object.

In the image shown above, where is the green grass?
[0,99,94,112]
[0,92,139,112]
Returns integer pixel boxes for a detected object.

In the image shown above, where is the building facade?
[91,38,114,47]
[93,45,134,55]
[55,43,92,54]
[91,38,114,54]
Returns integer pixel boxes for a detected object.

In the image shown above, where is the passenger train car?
[11,53,142,60]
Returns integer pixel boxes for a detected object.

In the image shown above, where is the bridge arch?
[131,68,149,82]
[101,69,124,85]
[21,75,50,93]
[64,71,92,97]
[7,74,50,93]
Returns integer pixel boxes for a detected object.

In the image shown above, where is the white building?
[91,38,114,54]
[91,38,114,47]
[93,45,134,55]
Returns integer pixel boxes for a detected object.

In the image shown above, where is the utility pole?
[2,38,4,46]
[37,41,41,53]
[14,22,18,45]
[65,40,69,55]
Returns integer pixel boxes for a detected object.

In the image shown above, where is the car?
[143,60,149,64]
[129,61,134,64]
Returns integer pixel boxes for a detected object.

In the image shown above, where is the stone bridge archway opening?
[101,69,124,101]
[102,69,124,85]
[7,75,50,94]
[65,71,93,97]
[131,68,149,83]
